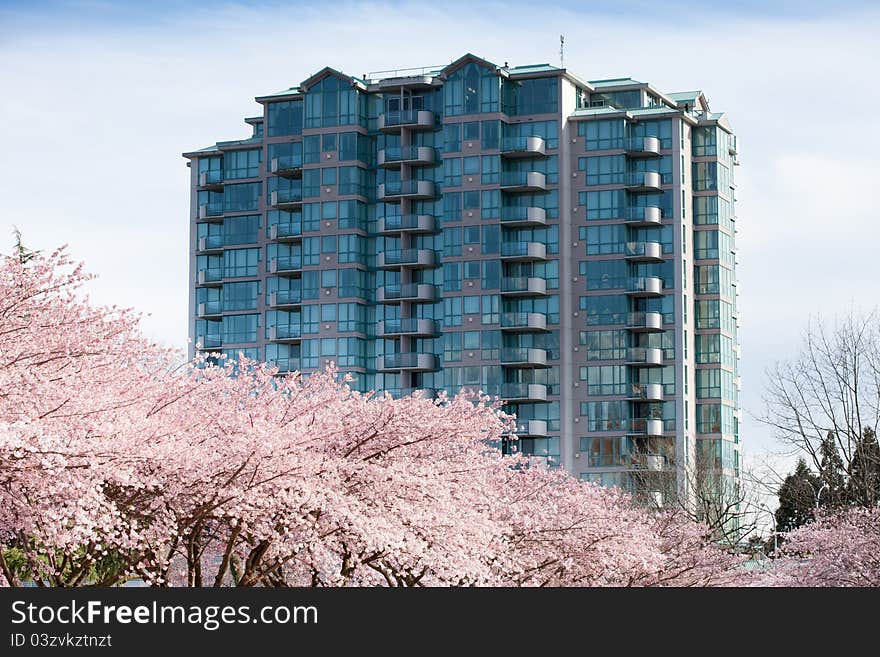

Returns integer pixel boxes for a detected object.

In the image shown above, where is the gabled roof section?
[508,63,560,75]
[300,66,366,91]
[255,86,302,103]
[441,53,500,77]
[668,90,709,112]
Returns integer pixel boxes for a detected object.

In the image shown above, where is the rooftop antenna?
[560,34,565,68]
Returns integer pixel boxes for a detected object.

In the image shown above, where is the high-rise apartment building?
[184,53,740,504]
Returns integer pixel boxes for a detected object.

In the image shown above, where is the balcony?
[198,203,224,221]
[269,256,303,276]
[196,268,223,286]
[624,241,664,262]
[196,300,222,319]
[198,170,224,191]
[377,283,438,304]
[500,136,547,159]
[501,382,548,403]
[626,276,664,297]
[268,325,302,343]
[500,171,547,192]
[270,189,303,210]
[500,277,547,297]
[268,289,302,308]
[377,352,439,372]
[500,206,546,228]
[270,156,303,179]
[382,387,437,399]
[378,110,435,132]
[197,235,224,254]
[624,205,663,227]
[500,312,548,333]
[377,180,435,202]
[501,347,549,369]
[378,318,440,338]
[377,214,437,235]
[512,419,549,438]
[627,383,664,402]
[500,241,548,262]
[377,249,437,269]
[628,418,665,436]
[195,334,222,350]
[270,358,301,375]
[624,171,663,192]
[377,146,435,168]
[626,311,664,333]
[624,137,662,158]
[269,222,302,241]
[626,347,664,367]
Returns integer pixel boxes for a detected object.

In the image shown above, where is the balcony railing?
[627,383,664,402]
[500,241,548,261]
[624,136,662,157]
[512,419,549,437]
[624,205,663,226]
[269,222,302,241]
[196,268,223,286]
[382,387,437,399]
[500,171,547,192]
[500,277,547,297]
[500,312,548,332]
[626,311,664,332]
[378,318,440,338]
[500,383,548,402]
[198,170,224,190]
[378,109,435,132]
[377,180,435,201]
[626,276,664,297]
[500,136,546,158]
[269,289,302,308]
[196,300,222,318]
[501,347,549,368]
[377,248,437,269]
[197,235,224,253]
[624,241,664,262]
[198,203,224,221]
[377,352,439,371]
[624,171,663,192]
[196,334,222,350]
[377,283,438,304]
[377,214,437,235]
[270,156,303,179]
[626,347,664,366]
[270,189,304,209]
[269,325,302,342]
[627,418,665,436]
[500,206,546,227]
[269,256,303,275]
[378,145,435,168]
[269,358,301,375]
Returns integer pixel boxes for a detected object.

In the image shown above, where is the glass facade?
[186,55,740,506]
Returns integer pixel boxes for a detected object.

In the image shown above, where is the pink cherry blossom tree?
[0,246,748,588]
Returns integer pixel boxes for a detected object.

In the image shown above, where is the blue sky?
[1,0,878,474]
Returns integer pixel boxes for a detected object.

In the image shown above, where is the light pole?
[760,503,777,556]
[815,481,829,510]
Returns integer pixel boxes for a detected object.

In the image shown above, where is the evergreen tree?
[818,431,847,508]
[776,459,820,534]
[848,428,880,506]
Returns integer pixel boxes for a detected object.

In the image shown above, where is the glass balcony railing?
[626,276,664,296]
[626,311,664,332]
[501,347,548,367]
[197,300,222,317]
[378,110,435,131]
[379,146,434,166]
[500,241,547,260]
[500,312,548,332]
[500,277,547,296]
[379,214,436,233]
[198,235,224,252]
[270,289,302,307]
[499,206,546,226]
[199,202,224,219]
[199,170,224,187]
[270,155,303,177]
[500,171,546,190]
[269,324,302,341]
[379,318,440,337]
[270,358,301,374]
[378,248,436,268]
[197,268,223,285]
[500,382,548,402]
[377,283,438,303]
[270,256,303,274]
[379,353,439,371]
[270,189,304,207]
[196,334,222,349]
